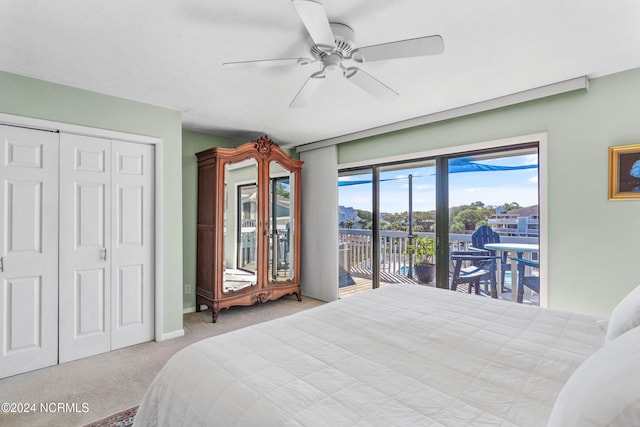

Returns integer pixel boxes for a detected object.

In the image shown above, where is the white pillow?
[547,325,640,427]
[605,283,640,342]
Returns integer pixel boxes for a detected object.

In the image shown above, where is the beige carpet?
[0,295,324,427]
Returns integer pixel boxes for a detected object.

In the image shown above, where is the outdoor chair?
[511,257,540,303]
[450,251,500,298]
[470,225,512,291]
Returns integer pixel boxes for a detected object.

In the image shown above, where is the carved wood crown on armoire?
[195,137,303,322]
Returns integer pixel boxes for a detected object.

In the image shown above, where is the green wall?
[7,64,636,320]
[181,130,239,309]
[338,68,640,317]
[0,70,184,335]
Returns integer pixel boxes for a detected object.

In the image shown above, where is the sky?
[339,153,538,213]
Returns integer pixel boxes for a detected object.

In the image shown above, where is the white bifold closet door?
[0,124,59,378]
[59,133,154,363]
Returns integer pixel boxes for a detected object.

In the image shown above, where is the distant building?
[338,206,361,227]
[488,205,539,236]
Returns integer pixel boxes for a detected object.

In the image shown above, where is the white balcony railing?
[338,229,538,280]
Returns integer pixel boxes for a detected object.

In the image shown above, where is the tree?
[356,209,373,230]
[452,208,484,231]
[414,211,435,231]
[501,202,521,212]
[389,220,406,231]
[341,220,354,229]
[450,221,466,233]
[342,201,523,233]
[275,182,289,199]
[357,209,372,224]
[475,219,489,229]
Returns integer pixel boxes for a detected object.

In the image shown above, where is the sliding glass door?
[378,161,436,285]
[337,142,540,305]
[448,147,539,303]
[338,170,374,296]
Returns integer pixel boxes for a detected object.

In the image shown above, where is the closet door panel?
[0,124,58,379]
[110,141,154,349]
[59,133,112,363]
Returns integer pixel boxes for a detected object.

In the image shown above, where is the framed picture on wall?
[609,143,640,200]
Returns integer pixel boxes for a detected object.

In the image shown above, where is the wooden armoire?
[195,137,303,322]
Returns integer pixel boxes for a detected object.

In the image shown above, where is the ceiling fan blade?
[344,67,398,102]
[223,58,313,69]
[354,35,444,62]
[289,72,325,108]
[291,0,336,51]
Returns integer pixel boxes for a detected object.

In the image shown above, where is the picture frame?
[608,143,640,200]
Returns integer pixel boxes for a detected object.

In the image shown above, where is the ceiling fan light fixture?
[322,53,342,72]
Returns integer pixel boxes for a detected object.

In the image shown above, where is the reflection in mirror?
[224,158,258,292]
[269,161,295,282]
[237,184,257,271]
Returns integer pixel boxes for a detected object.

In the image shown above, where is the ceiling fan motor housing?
[310,23,355,62]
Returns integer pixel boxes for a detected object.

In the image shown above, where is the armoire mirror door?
[268,161,293,282]
[267,158,300,286]
[223,158,258,293]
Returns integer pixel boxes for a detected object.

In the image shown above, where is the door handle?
[0,257,3,272]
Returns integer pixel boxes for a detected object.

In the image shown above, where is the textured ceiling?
[2,0,640,148]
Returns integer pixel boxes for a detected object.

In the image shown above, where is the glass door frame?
[339,141,540,292]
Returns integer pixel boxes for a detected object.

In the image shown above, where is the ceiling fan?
[223,0,444,108]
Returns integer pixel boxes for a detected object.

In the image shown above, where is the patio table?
[484,243,539,302]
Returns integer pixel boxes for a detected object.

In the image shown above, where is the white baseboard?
[183,304,208,314]
[157,329,185,341]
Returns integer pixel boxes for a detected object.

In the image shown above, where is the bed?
[133,283,640,426]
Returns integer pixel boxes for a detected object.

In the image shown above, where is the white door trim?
[0,112,168,341]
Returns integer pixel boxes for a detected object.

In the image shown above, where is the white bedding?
[134,284,604,427]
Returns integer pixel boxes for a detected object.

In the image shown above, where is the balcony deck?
[338,229,540,305]
[339,271,539,305]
